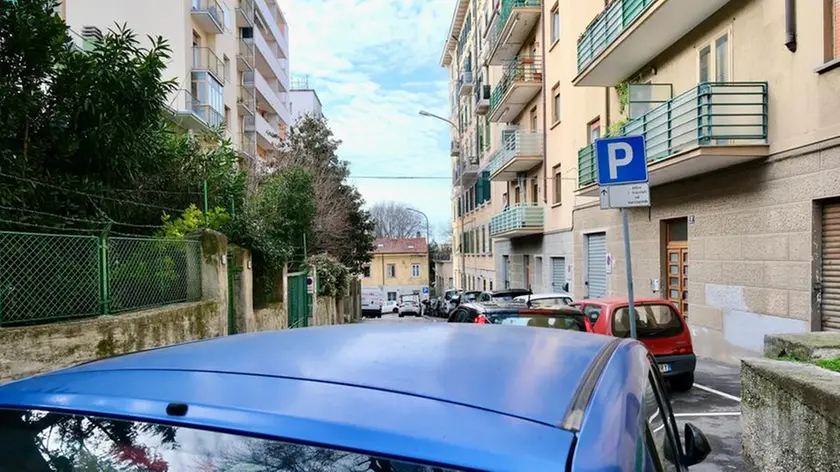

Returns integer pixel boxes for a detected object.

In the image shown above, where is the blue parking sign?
[595,135,648,186]
[422,287,429,294]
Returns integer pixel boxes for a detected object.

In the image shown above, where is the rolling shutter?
[586,233,607,299]
[551,257,566,292]
[822,203,840,330]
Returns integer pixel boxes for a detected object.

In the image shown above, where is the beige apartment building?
[59,0,291,164]
[443,0,840,361]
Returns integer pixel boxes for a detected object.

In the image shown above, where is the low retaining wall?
[742,358,840,471]
[254,303,287,331]
[0,301,221,383]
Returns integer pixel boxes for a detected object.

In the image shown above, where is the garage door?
[822,203,840,330]
[551,257,566,292]
[586,233,607,299]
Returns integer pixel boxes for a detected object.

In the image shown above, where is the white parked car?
[398,299,421,317]
[381,300,400,314]
[513,292,574,307]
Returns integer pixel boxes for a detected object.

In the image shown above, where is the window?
[386,264,396,278]
[826,0,840,61]
[224,105,230,129]
[362,266,371,278]
[387,292,397,301]
[531,182,538,203]
[553,164,562,204]
[698,31,730,83]
[643,363,682,471]
[550,5,560,43]
[0,409,471,471]
[481,227,486,253]
[535,256,543,288]
[612,304,684,339]
[490,280,494,291]
[222,3,232,30]
[588,118,601,144]
[552,88,561,123]
[411,264,421,277]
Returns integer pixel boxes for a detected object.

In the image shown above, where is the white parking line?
[694,383,741,403]
[674,412,740,418]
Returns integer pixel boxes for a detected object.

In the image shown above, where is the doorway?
[665,218,688,316]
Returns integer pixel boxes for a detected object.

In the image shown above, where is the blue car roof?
[0,324,620,470]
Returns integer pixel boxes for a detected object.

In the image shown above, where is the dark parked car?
[0,324,711,471]
[474,288,533,302]
[448,302,592,332]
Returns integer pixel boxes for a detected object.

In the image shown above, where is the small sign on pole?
[595,135,650,339]
[306,276,314,294]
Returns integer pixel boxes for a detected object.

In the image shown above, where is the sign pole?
[621,208,638,339]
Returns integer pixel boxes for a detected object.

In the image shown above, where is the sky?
[282,0,457,239]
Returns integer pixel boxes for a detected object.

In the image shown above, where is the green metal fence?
[489,203,545,237]
[576,0,655,73]
[577,82,769,188]
[0,231,202,326]
[489,55,543,114]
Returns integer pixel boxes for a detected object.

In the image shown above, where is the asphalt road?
[364,314,746,470]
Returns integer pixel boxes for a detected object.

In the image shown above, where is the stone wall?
[0,301,220,383]
[742,358,840,472]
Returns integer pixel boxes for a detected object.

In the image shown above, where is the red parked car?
[570,298,695,392]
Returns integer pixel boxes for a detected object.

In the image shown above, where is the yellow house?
[362,238,430,302]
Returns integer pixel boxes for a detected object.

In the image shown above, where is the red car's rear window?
[612,304,683,338]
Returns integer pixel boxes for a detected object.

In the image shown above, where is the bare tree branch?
[369,202,425,239]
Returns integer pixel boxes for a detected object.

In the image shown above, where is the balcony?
[167,90,210,131]
[450,140,461,157]
[192,47,224,83]
[190,0,224,34]
[239,132,256,159]
[237,39,255,71]
[192,103,224,129]
[487,130,543,181]
[458,70,474,97]
[238,85,255,116]
[489,203,544,239]
[460,158,480,187]
[254,69,285,118]
[475,85,491,115]
[487,0,542,66]
[489,56,542,123]
[253,26,289,93]
[577,82,768,194]
[236,0,255,27]
[574,0,732,87]
[245,113,280,149]
[255,0,289,59]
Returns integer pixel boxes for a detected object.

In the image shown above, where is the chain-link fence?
[0,231,202,326]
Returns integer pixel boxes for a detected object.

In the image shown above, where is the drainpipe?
[540,5,548,205]
[785,0,797,52]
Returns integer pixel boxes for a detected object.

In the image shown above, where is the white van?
[362,288,383,318]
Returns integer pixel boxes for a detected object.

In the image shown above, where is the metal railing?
[192,103,225,128]
[240,132,256,157]
[238,39,255,69]
[489,55,543,113]
[459,70,474,92]
[0,231,202,326]
[577,82,768,187]
[487,130,544,175]
[450,140,461,156]
[192,47,225,81]
[489,203,544,236]
[238,85,255,114]
[190,0,225,29]
[576,0,655,73]
[488,0,542,55]
[236,0,255,25]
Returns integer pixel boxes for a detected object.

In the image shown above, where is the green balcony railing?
[576,0,655,73]
[489,55,543,113]
[487,130,543,175]
[488,0,542,54]
[577,82,769,188]
[489,203,544,236]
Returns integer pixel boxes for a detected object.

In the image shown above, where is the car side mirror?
[682,423,711,466]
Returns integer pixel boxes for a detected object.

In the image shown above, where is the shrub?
[308,253,350,297]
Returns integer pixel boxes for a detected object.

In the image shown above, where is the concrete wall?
[742,357,840,472]
[495,230,574,295]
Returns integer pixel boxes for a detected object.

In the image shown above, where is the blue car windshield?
[0,409,468,472]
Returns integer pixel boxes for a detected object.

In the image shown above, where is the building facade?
[442,0,840,362]
[289,75,324,121]
[60,0,292,164]
[361,238,430,302]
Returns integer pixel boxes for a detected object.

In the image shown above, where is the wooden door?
[666,242,688,316]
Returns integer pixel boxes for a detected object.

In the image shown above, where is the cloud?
[283,0,457,230]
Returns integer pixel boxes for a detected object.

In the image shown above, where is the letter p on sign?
[595,135,648,186]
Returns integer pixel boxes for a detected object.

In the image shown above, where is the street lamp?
[406,207,431,302]
[419,110,459,133]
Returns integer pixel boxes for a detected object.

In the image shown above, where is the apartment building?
[361,238,430,302]
[289,75,325,122]
[59,0,291,163]
[441,0,572,295]
[443,0,840,362]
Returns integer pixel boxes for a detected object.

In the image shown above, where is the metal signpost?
[595,135,650,339]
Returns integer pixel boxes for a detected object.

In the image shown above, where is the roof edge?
[439,0,471,68]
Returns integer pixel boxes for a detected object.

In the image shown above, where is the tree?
[267,114,375,273]
[369,201,425,239]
